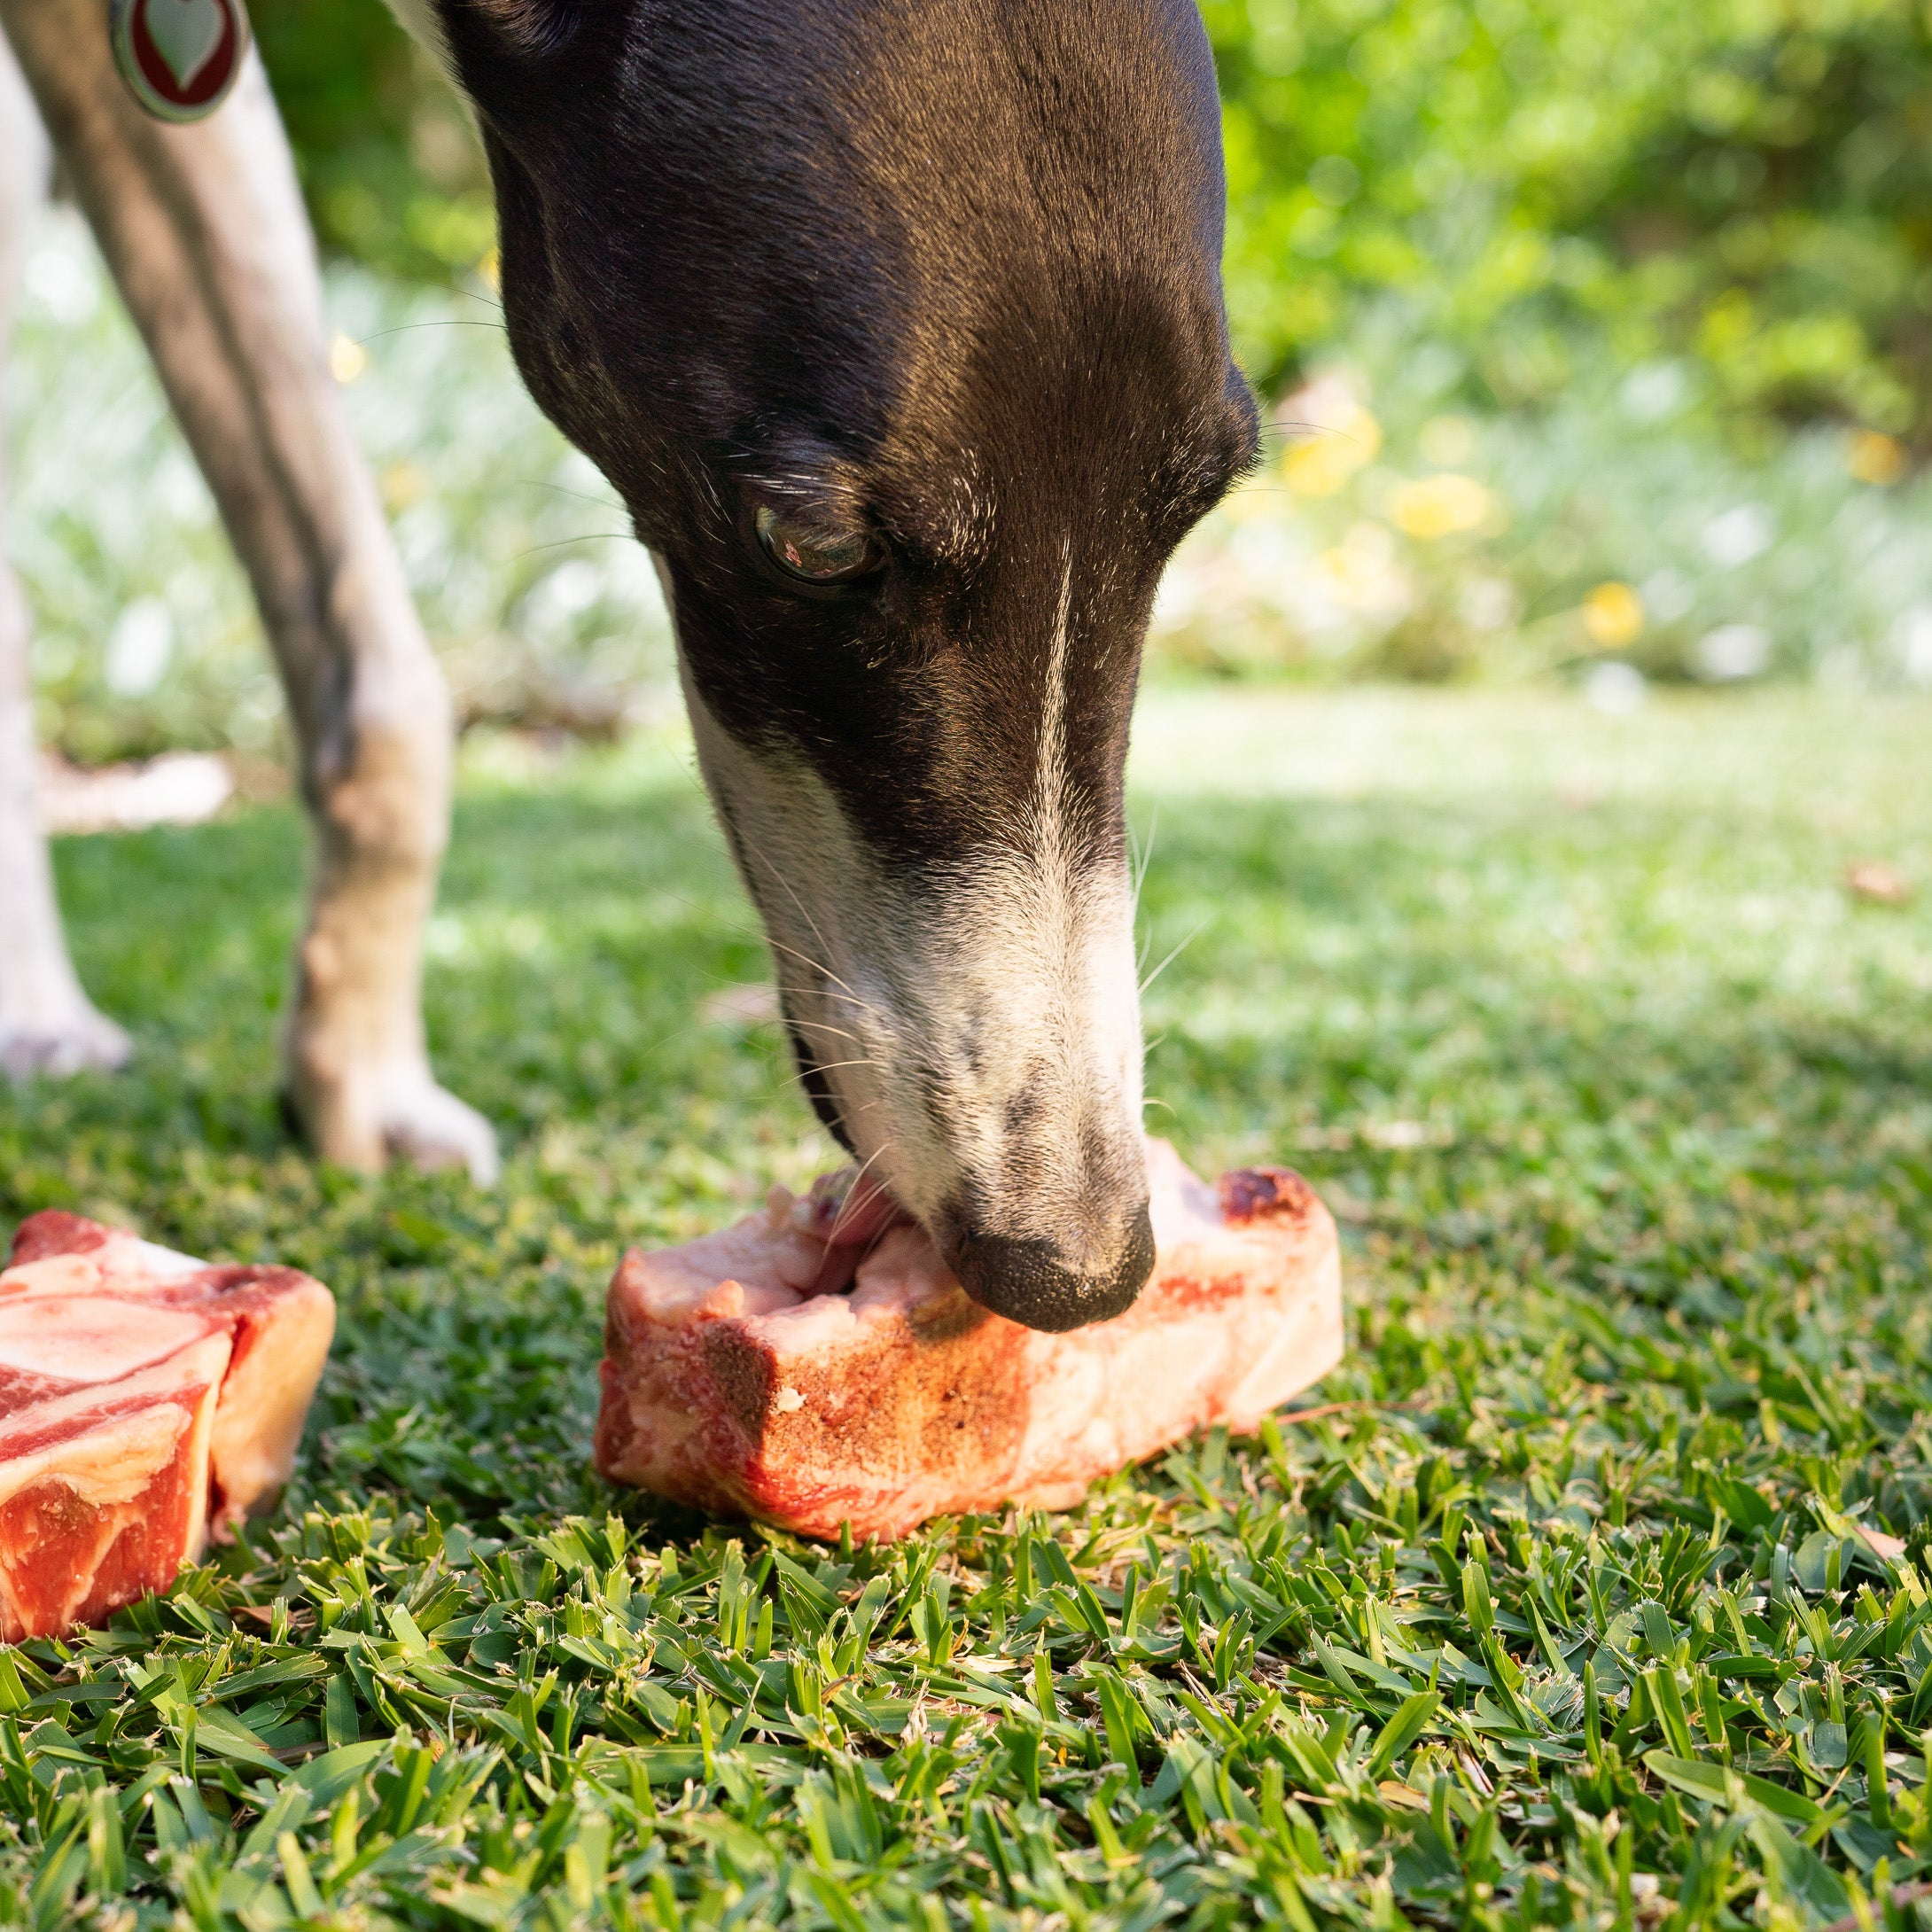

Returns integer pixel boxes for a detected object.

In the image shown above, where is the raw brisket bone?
[0,1213,334,1640]
[596,1141,1344,1541]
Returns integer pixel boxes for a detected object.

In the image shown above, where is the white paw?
[0,1001,133,1081]
[285,1043,501,1186]
[377,1067,502,1187]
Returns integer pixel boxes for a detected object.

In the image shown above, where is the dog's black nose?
[950,1200,1156,1334]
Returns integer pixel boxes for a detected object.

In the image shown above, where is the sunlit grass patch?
[2,688,1931,1926]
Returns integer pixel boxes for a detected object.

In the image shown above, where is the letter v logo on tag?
[110,0,250,123]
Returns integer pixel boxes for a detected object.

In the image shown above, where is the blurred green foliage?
[1205,0,1932,439]
[255,0,1932,444]
[11,219,671,765]
[251,0,493,282]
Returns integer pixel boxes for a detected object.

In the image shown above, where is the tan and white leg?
[0,0,496,1178]
[0,29,130,1080]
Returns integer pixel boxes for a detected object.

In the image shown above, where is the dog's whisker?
[783,1057,879,1088]
[508,534,639,564]
[813,987,893,1022]
[788,1017,868,1048]
[767,963,889,1032]
[406,277,506,316]
[1139,920,1206,998]
[744,846,872,1016]
[786,1045,875,1077]
[1130,807,1159,970]
[518,478,628,513]
[349,320,509,347]
[675,899,892,1034]
[853,1197,905,1270]
[760,933,892,1028]
[826,1144,891,1245]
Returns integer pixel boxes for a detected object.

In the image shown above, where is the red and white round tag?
[110,0,250,123]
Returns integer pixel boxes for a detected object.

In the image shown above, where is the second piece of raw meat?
[0,1214,335,1640]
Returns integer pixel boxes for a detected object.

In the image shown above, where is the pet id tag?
[110,0,250,122]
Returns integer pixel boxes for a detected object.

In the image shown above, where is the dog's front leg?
[1,3,496,1181]
[0,33,130,1079]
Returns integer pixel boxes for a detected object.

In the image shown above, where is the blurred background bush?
[11,0,1932,763]
[1209,0,1932,440]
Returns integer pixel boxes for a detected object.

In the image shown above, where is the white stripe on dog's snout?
[673,557,1146,1264]
[937,547,1146,1250]
[1029,549,1075,896]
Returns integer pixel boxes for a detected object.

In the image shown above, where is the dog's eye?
[755,506,878,585]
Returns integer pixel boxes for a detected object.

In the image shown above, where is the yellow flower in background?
[1282,401,1382,496]
[382,460,429,512]
[1846,430,1907,487]
[1420,415,1478,466]
[1313,518,1409,615]
[1583,581,1646,648]
[328,333,368,385]
[1389,472,1495,540]
[1220,478,1282,523]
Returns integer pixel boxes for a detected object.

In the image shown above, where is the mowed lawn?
[4,685,1932,1930]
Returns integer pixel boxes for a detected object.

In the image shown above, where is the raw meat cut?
[596,1141,1344,1541]
[0,1213,335,1640]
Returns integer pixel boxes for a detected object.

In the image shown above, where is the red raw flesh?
[0,1216,335,1639]
[595,1141,1344,1541]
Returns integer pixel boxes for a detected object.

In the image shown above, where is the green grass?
[4,685,1932,1930]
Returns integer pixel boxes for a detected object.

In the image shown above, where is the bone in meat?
[595,1141,1344,1541]
[0,1212,335,1640]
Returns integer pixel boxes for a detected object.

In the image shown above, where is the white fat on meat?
[0,1296,218,1383]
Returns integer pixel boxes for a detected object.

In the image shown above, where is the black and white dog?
[0,0,1257,1333]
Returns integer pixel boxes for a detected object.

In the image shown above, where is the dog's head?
[432,0,1258,1331]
